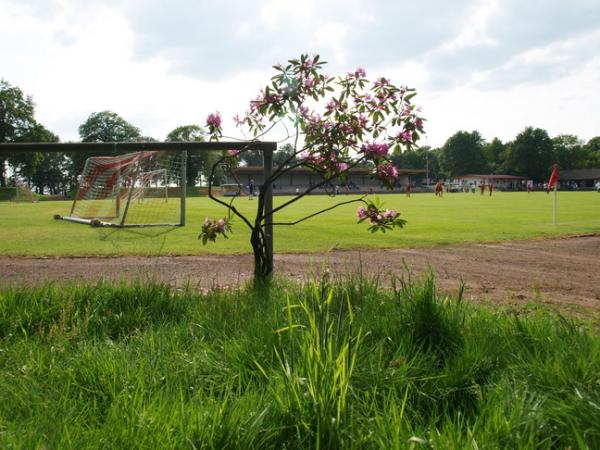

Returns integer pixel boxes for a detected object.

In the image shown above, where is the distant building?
[226,166,427,195]
[454,174,528,190]
[559,169,600,189]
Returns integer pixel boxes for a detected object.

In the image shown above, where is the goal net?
[61,151,185,227]
[14,184,34,203]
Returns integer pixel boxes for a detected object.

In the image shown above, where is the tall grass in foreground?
[0,275,599,449]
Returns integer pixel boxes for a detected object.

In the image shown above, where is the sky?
[1,0,599,147]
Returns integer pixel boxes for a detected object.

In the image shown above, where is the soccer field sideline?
[0,191,599,257]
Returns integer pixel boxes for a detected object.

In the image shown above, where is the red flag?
[547,164,559,192]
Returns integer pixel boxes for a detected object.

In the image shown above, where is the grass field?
[2,193,599,448]
[1,274,598,448]
[1,191,598,257]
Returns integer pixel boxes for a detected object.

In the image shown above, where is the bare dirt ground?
[1,235,599,316]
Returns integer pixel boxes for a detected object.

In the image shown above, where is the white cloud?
[440,0,500,51]
[1,0,600,149]
[420,55,600,146]
[309,23,349,65]
[258,0,315,30]
[0,0,271,141]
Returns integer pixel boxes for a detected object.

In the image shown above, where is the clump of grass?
[0,273,599,448]
[0,282,189,340]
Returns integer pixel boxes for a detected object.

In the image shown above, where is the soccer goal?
[13,183,34,203]
[59,151,186,227]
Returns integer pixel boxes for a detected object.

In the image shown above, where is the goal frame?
[61,150,187,228]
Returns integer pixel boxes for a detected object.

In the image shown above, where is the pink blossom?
[227,149,240,157]
[302,151,325,166]
[358,114,369,128]
[206,112,222,128]
[383,209,398,219]
[340,124,353,134]
[356,207,368,220]
[374,77,390,88]
[298,105,310,118]
[305,77,314,88]
[233,113,244,126]
[216,219,225,231]
[397,131,413,143]
[356,67,366,78]
[265,92,280,104]
[361,142,389,157]
[308,113,322,124]
[335,162,349,172]
[377,162,399,180]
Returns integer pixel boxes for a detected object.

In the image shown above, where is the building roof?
[234,166,427,175]
[559,168,600,180]
[455,174,528,180]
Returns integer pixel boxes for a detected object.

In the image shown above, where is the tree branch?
[265,195,367,227]
[207,150,255,232]
[266,155,370,217]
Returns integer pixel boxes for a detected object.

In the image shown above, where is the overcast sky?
[1,0,599,147]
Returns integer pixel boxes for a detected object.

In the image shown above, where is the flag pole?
[553,182,557,225]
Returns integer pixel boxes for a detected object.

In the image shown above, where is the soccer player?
[488,183,494,196]
[248,179,255,199]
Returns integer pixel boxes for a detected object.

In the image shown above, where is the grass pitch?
[1,274,599,448]
[0,191,598,257]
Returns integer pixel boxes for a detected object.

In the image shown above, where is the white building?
[454,174,529,191]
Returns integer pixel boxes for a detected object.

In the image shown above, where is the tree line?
[2,80,599,194]
[393,130,600,183]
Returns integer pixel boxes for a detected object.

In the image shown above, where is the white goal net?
[61,151,185,227]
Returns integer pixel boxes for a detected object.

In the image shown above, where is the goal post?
[61,150,186,227]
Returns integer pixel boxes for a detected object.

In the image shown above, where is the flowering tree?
[201,54,425,283]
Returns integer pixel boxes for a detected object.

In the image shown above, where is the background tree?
[502,127,554,181]
[166,124,218,187]
[272,143,296,167]
[552,134,586,170]
[71,111,142,180]
[439,130,487,178]
[78,111,141,143]
[31,152,69,195]
[9,123,59,188]
[483,137,506,173]
[583,136,600,168]
[391,145,439,183]
[1,80,61,190]
[0,80,37,186]
[239,150,263,166]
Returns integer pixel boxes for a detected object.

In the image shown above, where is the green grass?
[1,191,599,256]
[1,274,599,448]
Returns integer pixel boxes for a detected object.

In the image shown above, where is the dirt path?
[1,235,599,315]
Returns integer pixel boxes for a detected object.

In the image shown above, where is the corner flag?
[547,164,559,225]
[547,164,559,193]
